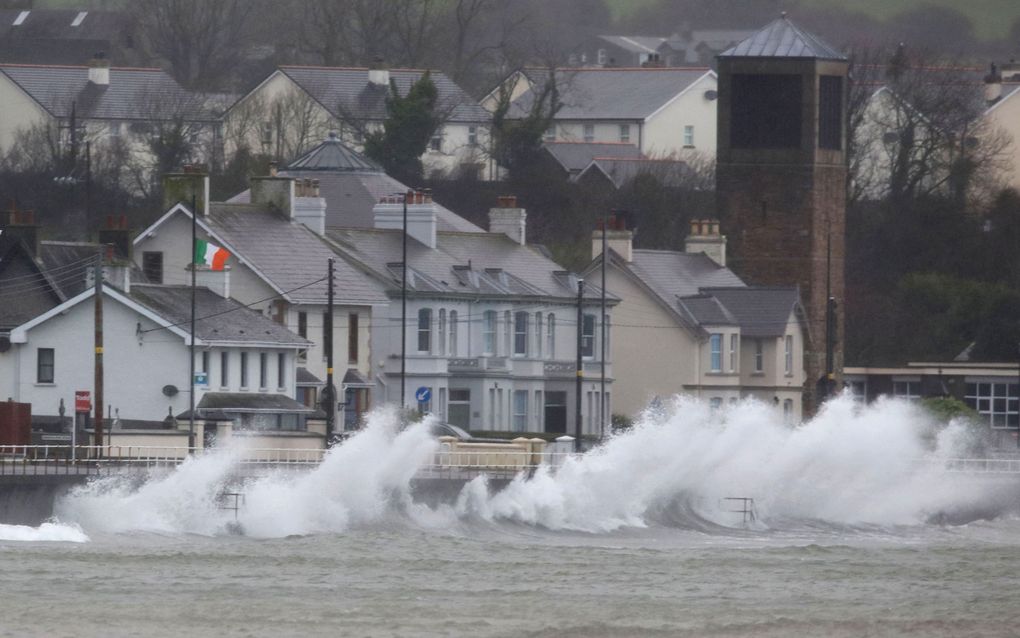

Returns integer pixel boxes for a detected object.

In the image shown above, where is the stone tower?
[715,16,849,413]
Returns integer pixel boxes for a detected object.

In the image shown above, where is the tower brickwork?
[715,18,849,414]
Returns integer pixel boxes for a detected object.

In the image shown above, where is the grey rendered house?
[325,195,616,437]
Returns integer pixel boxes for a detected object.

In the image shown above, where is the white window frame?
[581,313,596,359]
[683,125,694,147]
[729,334,738,372]
[709,334,722,372]
[583,124,595,143]
[534,312,543,358]
[483,310,496,355]
[547,314,556,359]
[417,308,432,354]
[448,310,458,356]
[754,339,763,372]
[619,124,630,143]
[438,309,447,356]
[513,311,529,357]
[513,390,528,432]
[784,335,793,376]
[429,128,443,152]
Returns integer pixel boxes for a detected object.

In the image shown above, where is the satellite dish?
[0,337,9,353]
[704,89,718,101]
[162,385,179,397]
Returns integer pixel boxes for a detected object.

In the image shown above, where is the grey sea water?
[3,397,1020,637]
[4,522,1020,637]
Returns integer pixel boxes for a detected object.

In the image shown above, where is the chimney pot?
[268,161,278,177]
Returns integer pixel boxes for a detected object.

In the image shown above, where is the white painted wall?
[0,73,49,151]
[642,71,718,158]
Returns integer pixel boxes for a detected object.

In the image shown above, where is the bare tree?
[131,0,263,90]
[848,46,1011,209]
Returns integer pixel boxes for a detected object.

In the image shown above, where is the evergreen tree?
[363,72,441,184]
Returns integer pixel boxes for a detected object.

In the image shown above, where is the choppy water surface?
[4,397,1020,637]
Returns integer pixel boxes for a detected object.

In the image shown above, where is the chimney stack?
[192,265,231,299]
[293,178,326,236]
[98,214,131,261]
[1,203,40,256]
[488,195,527,245]
[591,212,633,262]
[684,218,726,267]
[163,164,210,217]
[985,62,1003,105]
[368,56,390,87]
[250,168,295,218]
[88,51,110,86]
[373,189,438,248]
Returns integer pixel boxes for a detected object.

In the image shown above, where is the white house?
[324,194,617,437]
[223,65,492,179]
[131,168,390,432]
[0,57,217,189]
[1,269,320,446]
[483,66,718,160]
[584,218,807,421]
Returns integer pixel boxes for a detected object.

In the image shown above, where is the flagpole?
[189,193,197,452]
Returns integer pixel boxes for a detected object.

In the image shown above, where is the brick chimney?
[88,52,110,86]
[373,189,438,249]
[293,178,326,236]
[591,212,633,262]
[1,204,40,256]
[98,214,131,260]
[368,56,390,87]
[163,164,210,216]
[684,218,726,267]
[488,195,527,245]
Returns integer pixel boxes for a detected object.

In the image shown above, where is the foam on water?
[0,521,89,542]
[54,395,1000,538]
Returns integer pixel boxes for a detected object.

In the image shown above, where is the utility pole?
[400,190,410,410]
[188,193,197,451]
[93,246,104,453]
[600,214,608,441]
[575,279,584,453]
[325,257,335,443]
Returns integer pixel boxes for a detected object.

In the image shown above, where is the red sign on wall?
[75,390,91,413]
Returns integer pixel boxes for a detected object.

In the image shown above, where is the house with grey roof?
[0,56,216,189]
[657,29,755,67]
[583,218,807,421]
[323,194,617,438]
[0,9,143,66]
[568,35,668,68]
[0,220,321,448]
[228,133,485,234]
[224,64,492,180]
[132,168,390,432]
[483,66,718,160]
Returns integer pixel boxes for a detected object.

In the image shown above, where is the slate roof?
[0,9,125,42]
[628,250,745,300]
[700,287,801,337]
[196,203,389,305]
[511,67,713,120]
[37,241,96,298]
[542,141,642,173]
[597,35,666,54]
[326,228,612,301]
[228,136,485,234]
[274,66,489,123]
[676,295,736,326]
[0,63,212,121]
[577,157,691,189]
[128,284,312,346]
[287,132,383,172]
[0,241,63,330]
[194,392,316,413]
[719,16,846,61]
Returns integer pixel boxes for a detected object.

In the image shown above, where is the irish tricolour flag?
[194,239,230,271]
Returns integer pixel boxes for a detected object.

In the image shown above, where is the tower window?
[818,75,843,150]
[730,73,802,149]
